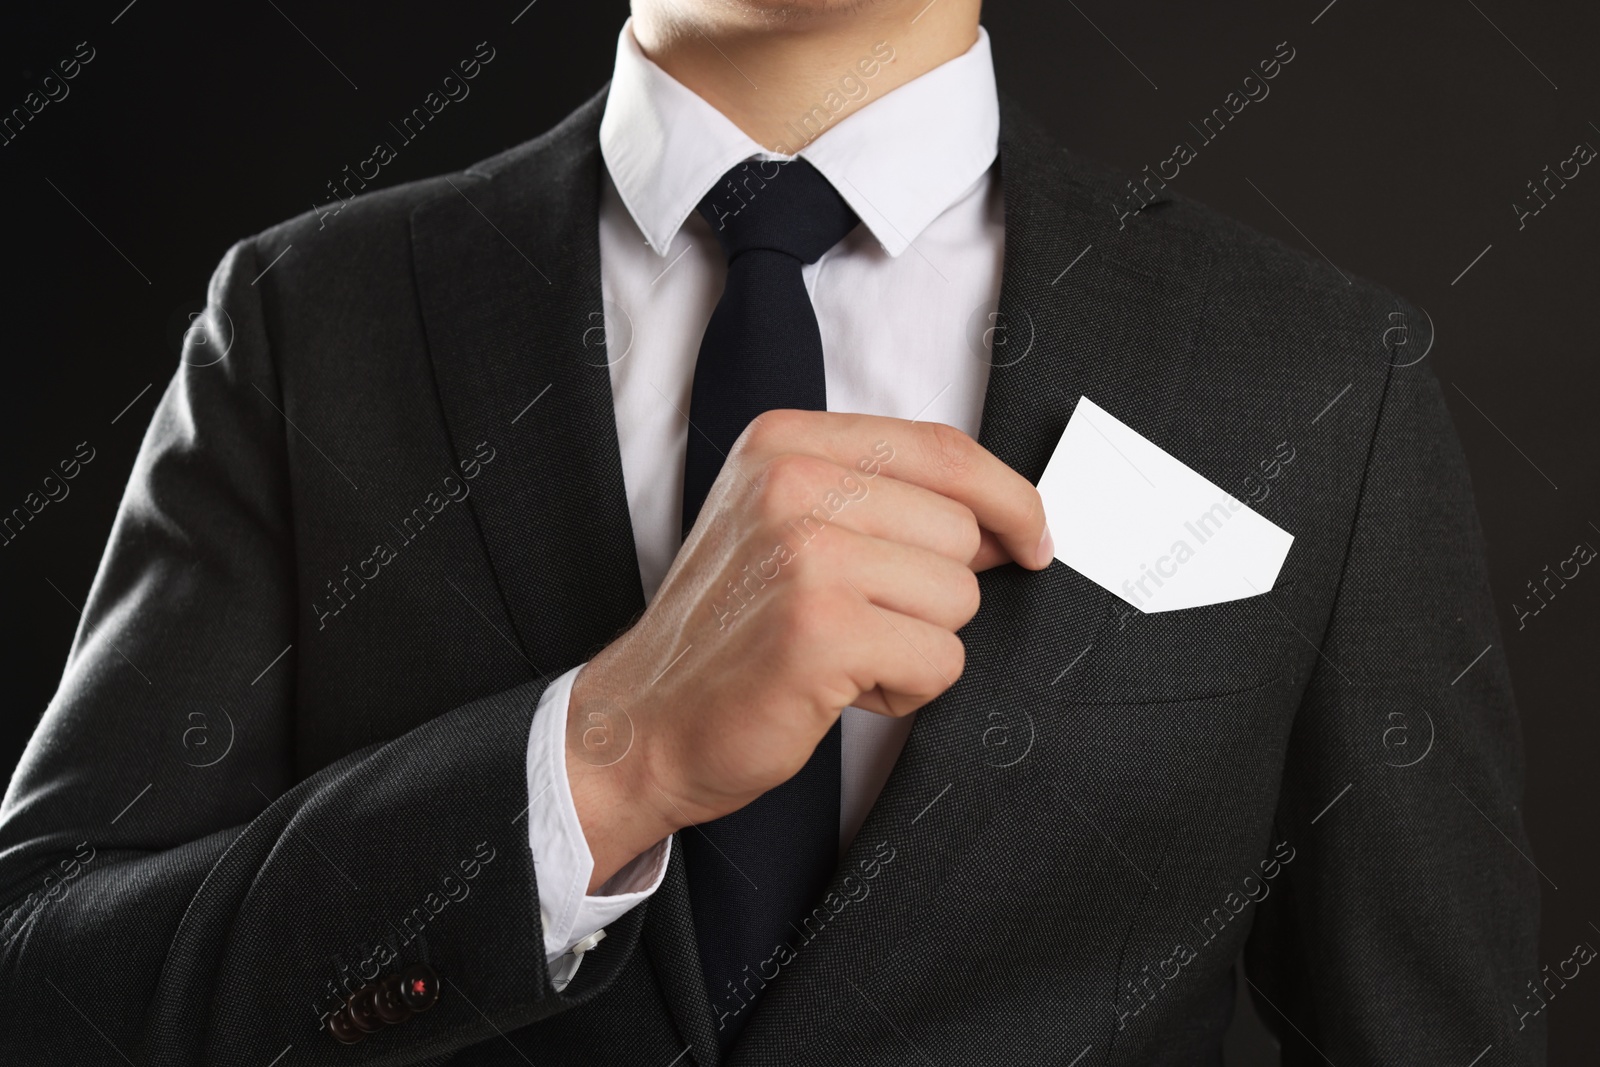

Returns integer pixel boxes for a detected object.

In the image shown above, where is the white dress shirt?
[527,20,1004,980]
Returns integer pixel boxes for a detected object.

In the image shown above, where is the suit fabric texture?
[0,88,1542,1065]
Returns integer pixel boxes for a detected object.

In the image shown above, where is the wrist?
[566,665,681,891]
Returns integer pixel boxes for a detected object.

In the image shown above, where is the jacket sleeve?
[1242,336,1545,1063]
[0,239,642,1065]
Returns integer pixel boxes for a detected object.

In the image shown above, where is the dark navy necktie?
[679,158,858,1049]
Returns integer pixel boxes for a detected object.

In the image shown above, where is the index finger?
[733,410,1054,571]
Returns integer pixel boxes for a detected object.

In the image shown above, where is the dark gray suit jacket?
[0,89,1543,1065]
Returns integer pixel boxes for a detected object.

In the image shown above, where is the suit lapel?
[410,90,646,677]
[412,89,725,1057]
[728,99,1216,1066]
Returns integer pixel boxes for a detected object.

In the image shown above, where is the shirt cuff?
[527,663,671,965]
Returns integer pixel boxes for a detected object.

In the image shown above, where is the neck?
[630,1,982,153]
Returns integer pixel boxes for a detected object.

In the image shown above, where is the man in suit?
[0,0,1542,1063]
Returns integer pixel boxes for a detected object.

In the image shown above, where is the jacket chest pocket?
[1067,580,1309,705]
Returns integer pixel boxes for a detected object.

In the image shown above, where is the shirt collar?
[599,20,1000,258]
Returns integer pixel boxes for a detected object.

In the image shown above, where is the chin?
[659,0,889,27]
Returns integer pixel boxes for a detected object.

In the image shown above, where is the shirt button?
[572,928,607,955]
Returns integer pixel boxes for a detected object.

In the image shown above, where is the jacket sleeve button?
[399,963,441,1012]
[375,974,413,1025]
[347,984,384,1033]
[327,1007,367,1044]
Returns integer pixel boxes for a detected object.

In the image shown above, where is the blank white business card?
[1036,397,1294,613]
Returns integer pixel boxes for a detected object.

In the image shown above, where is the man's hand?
[565,411,1052,890]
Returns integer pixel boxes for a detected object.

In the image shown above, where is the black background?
[2,1,1595,1062]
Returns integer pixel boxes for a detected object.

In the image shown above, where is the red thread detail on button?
[412,979,427,994]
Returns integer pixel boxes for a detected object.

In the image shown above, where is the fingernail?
[1036,524,1055,569]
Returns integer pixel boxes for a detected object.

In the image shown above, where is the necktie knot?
[696,158,859,264]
